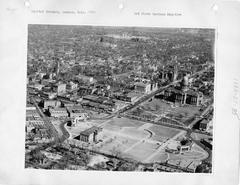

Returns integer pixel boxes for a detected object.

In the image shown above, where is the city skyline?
[25,25,214,172]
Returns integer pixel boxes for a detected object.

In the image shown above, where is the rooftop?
[49,107,67,112]
[135,82,150,87]
[80,126,102,136]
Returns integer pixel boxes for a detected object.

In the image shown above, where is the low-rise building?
[43,100,61,109]
[25,106,52,142]
[113,92,136,103]
[26,116,45,132]
[76,74,95,84]
[78,86,95,96]
[67,81,78,91]
[178,139,193,153]
[165,139,193,154]
[199,119,210,131]
[26,107,44,129]
[135,82,151,94]
[162,87,203,106]
[66,105,89,126]
[82,95,118,113]
[201,138,212,150]
[40,91,57,99]
[48,107,68,118]
[75,126,102,143]
[53,83,66,95]
[66,105,84,117]
[26,109,40,118]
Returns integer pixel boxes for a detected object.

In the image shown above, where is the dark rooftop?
[80,126,102,136]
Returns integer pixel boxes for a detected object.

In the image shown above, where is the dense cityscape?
[25,25,214,173]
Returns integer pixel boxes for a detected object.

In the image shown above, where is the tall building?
[159,65,178,82]
[181,74,190,91]
[173,65,178,81]
[56,60,60,77]
[53,58,60,78]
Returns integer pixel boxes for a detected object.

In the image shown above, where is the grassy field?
[141,98,172,114]
[98,135,138,155]
[150,152,169,163]
[139,98,201,124]
[121,127,150,139]
[106,117,146,128]
[148,124,183,141]
[123,142,158,162]
[98,117,185,162]
[67,117,207,164]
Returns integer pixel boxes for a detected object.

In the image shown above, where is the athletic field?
[66,117,208,164]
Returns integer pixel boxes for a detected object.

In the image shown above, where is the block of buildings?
[67,81,78,91]
[159,65,178,82]
[66,105,84,117]
[26,107,44,127]
[162,87,203,106]
[48,107,68,118]
[66,105,89,126]
[53,83,66,95]
[135,82,151,94]
[199,119,210,131]
[82,95,118,113]
[43,100,61,109]
[201,138,212,150]
[113,92,136,103]
[76,74,95,84]
[150,83,158,92]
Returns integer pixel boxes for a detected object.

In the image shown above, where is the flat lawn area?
[98,135,138,155]
[140,98,201,124]
[165,105,201,124]
[124,142,158,162]
[148,125,182,139]
[101,117,147,133]
[121,127,150,139]
[107,117,146,128]
[101,123,123,132]
[150,152,169,163]
[141,98,172,114]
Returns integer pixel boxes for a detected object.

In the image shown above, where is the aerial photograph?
[25,25,214,173]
